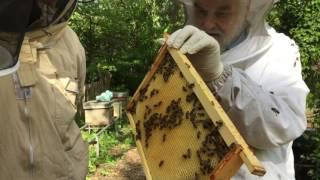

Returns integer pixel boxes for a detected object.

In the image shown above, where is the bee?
[154,101,163,108]
[135,133,141,140]
[163,73,170,82]
[128,100,137,114]
[191,120,197,129]
[150,90,155,97]
[162,134,166,142]
[182,86,187,92]
[177,98,181,104]
[186,93,196,103]
[182,148,192,159]
[152,76,156,81]
[200,168,205,175]
[179,72,184,78]
[187,148,191,158]
[186,111,190,119]
[197,131,201,139]
[195,172,200,180]
[182,154,188,159]
[188,83,195,89]
[196,150,201,159]
[200,147,206,154]
[216,120,223,130]
[216,95,222,102]
[135,120,140,127]
[207,149,216,157]
[271,107,280,115]
[159,160,164,167]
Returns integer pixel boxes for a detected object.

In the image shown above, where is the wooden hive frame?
[126,42,266,180]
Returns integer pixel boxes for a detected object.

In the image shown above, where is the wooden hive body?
[126,43,266,180]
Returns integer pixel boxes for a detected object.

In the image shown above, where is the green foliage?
[82,121,134,176]
[70,0,185,93]
[268,0,320,99]
[268,0,320,178]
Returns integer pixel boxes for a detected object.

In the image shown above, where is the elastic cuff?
[205,65,232,93]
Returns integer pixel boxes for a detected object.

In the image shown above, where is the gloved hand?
[167,25,224,82]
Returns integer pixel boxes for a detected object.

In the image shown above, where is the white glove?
[167,25,224,82]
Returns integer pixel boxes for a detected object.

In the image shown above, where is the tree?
[70,0,184,93]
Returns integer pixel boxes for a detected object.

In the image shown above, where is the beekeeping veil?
[27,0,77,30]
[0,0,34,77]
[0,0,77,77]
[177,0,280,66]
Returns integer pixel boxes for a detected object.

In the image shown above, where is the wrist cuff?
[205,65,232,93]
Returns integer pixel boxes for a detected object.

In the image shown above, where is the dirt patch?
[89,148,146,180]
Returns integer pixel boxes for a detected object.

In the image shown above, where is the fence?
[85,72,112,101]
[76,72,112,124]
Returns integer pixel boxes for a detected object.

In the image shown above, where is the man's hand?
[167,25,224,82]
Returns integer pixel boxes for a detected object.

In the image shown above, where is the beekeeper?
[167,0,309,179]
[0,0,88,179]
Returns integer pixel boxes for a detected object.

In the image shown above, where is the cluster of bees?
[128,53,230,178]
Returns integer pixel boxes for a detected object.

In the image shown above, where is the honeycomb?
[127,44,265,180]
[128,53,232,180]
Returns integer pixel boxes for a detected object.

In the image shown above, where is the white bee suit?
[219,24,309,180]
[180,0,310,179]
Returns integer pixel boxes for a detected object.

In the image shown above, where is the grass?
[81,117,135,178]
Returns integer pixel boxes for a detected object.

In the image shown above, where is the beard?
[184,1,249,51]
[204,20,248,52]
[219,21,248,52]
[187,17,248,52]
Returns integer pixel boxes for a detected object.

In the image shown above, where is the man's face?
[192,0,249,50]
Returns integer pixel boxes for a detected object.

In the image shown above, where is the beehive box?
[112,92,129,118]
[83,101,114,126]
[126,43,266,180]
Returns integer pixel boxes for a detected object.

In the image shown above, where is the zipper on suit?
[12,73,35,177]
[23,89,34,177]
[13,73,34,176]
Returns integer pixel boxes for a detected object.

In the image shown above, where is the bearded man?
[167,0,309,179]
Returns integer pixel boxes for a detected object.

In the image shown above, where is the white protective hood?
[177,1,309,179]
[222,0,279,67]
[179,0,280,66]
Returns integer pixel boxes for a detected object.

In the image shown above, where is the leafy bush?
[70,0,184,93]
